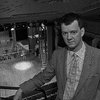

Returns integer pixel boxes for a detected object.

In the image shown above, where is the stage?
[0,54,56,97]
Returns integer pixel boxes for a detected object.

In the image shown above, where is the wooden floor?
[0,54,56,97]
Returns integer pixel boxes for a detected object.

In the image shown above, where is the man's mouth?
[68,41,74,44]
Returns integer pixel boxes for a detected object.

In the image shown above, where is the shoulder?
[86,43,100,55]
[90,45,100,53]
[53,47,66,55]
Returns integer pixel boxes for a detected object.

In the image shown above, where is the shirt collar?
[75,42,86,59]
[69,42,86,59]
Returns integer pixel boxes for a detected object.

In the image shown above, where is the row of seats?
[0,50,27,61]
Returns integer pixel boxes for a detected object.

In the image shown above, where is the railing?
[0,86,47,100]
[0,82,57,100]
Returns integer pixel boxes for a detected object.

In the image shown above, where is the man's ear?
[81,27,85,37]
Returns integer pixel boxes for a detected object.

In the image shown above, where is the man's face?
[61,20,84,51]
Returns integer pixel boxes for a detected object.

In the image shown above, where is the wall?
[83,19,100,35]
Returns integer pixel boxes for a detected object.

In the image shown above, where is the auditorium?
[0,0,100,100]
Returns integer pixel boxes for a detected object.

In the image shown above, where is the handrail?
[0,86,19,90]
[0,86,47,100]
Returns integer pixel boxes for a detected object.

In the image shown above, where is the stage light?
[11,28,14,31]
[14,61,33,70]
[35,34,39,38]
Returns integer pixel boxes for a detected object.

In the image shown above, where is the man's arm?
[19,50,57,94]
[95,90,100,100]
[14,88,22,100]
[13,50,57,100]
[95,54,100,100]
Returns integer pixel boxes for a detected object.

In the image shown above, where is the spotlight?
[14,61,33,71]
[11,28,14,31]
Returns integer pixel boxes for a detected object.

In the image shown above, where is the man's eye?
[71,31,77,34]
[62,32,68,35]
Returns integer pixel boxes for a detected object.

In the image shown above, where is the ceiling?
[79,2,100,21]
[0,0,100,24]
[0,0,93,18]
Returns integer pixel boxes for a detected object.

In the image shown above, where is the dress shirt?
[66,42,86,94]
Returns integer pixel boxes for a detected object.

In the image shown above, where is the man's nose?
[67,33,72,39]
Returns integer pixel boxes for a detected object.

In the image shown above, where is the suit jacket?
[20,43,100,100]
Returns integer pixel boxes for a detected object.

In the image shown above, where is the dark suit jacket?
[20,43,100,100]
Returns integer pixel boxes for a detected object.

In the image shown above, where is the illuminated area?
[11,28,14,31]
[14,61,33,70]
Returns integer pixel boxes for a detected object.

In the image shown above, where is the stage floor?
[0,54,56,97]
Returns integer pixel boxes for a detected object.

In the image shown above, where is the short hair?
[60,12,84,29]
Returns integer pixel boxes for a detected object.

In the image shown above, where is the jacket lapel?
[60,48,68,92]
[73,44,93,97]
[63,48,68,90]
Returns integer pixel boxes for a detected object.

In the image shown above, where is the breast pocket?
[86,74,100,87]
[88,74,99,79]
[84,74,100,98]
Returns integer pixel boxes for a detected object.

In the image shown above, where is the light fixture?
[11,28,14,31]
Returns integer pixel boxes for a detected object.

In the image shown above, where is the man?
[14,13,100,100]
